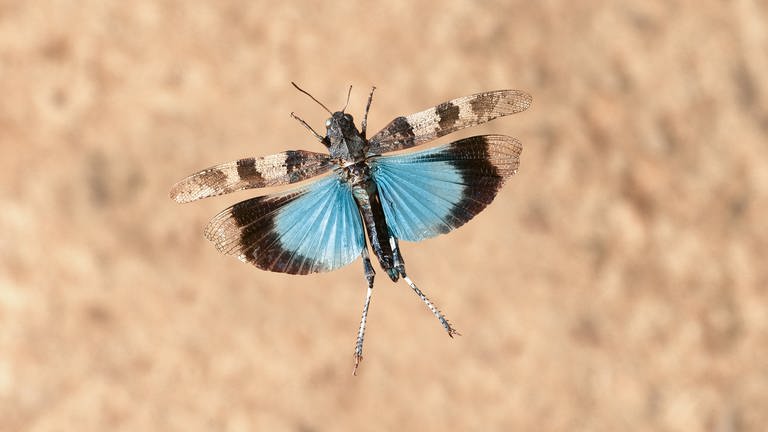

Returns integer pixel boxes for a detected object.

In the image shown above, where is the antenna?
[342,85,353,112]
[291,82,332,114]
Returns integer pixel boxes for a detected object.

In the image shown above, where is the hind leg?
[389,237,459,337]
[353,247,376,375]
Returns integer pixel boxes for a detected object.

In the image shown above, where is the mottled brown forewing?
[169,150,333,203]
[368,89,531,154]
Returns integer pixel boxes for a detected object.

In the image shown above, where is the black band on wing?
[226,192,315,274]
[368,89,531,154]
[170,150,333,203]
[204,175,366,274]
[370,135,522,242]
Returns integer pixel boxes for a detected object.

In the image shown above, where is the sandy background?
[2,1,767,431]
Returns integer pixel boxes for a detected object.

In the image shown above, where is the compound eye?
[344,114,353,121]
[325,119,332,127]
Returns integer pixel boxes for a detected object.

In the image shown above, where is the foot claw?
[353,353,363,376]
[448,328,461,338]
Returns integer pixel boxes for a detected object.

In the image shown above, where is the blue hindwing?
[205,174,366,274]
[370,135,521,242]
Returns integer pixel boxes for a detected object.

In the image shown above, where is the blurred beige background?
[1,1,767,431]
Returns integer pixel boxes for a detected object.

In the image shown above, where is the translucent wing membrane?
[204,174,365,274]
[368,90,531,154]
[371,135,522,242]
[170,150,333,203]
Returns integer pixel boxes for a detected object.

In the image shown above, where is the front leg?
[361,86,376,139]
[353,247,376,375]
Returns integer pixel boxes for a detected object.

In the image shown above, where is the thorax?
[338,159,375,193]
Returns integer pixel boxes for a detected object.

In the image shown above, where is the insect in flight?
[170,83,531,374]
